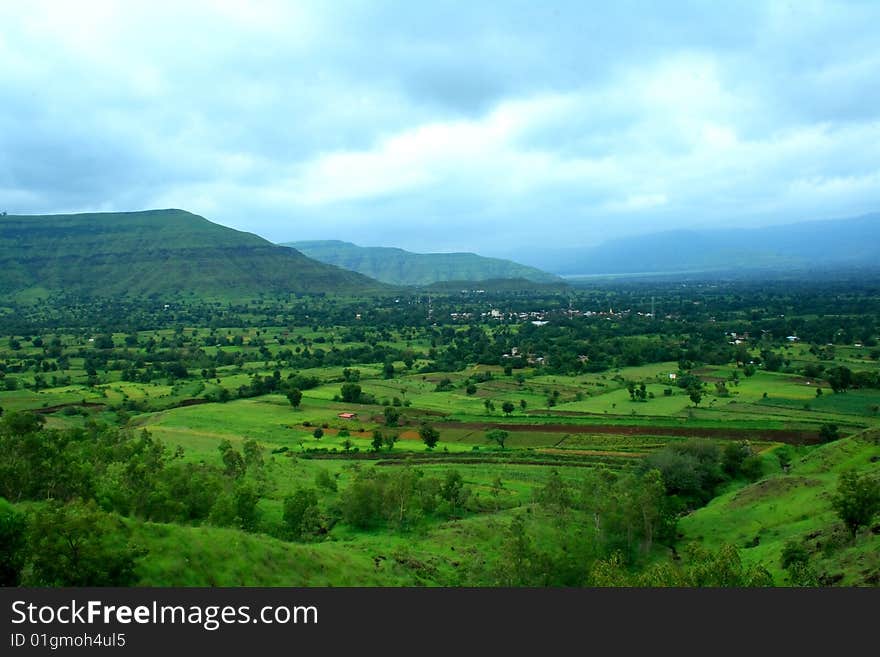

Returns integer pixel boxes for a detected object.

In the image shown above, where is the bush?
[819,424,840,443]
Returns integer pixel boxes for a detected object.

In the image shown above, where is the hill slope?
[284,240,562,286]
[0,209,382,298]
[679,430,880,585]
[511,213,880,276]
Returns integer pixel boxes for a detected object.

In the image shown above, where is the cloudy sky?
[2,1,880,257]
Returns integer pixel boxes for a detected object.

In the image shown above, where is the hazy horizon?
[3,1,880,257]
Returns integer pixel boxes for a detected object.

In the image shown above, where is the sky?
[2,0,880,258]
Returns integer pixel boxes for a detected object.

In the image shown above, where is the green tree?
[313,427,324,440]
[536,469,571,513]
[384,406,400,427]
[218,440,246,478]
[440,470,468,514]
[340,382,362,403]
[315,469,337,492]
[486,428,509,449]
[501,401,515,416]
[283,488,321,540]
[371,430,384,452]
[26,501,143,586]
[286,388,303,409]
[419,423,440,450]
[242,439,264,470]
[0,499,27,586]
[496,515,534,586]
[232,481,261,531]
[635,469,666,554]
[688,386,702,407]
[819,423,840,443]
[831,470,880,538]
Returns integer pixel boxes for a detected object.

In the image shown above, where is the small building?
[337,412,357,420]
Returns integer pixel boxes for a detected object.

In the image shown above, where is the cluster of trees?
[487,467,677,586]
[0,498,143,587]
[0,411,271,585]
[280,466,474,539]
[642,439,764,508]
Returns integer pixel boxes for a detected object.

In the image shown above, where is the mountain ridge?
[0,209,384,298]
[283,239,562,286]
[505,212,880,276]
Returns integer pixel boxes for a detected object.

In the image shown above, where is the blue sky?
[2,1,879,256]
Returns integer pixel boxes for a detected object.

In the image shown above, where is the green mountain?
[283,240,563,286]
[508,212,880,276]
[0,209,382,298]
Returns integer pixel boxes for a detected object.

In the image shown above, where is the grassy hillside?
[285,240,562,286]
[679,429,880,585]
[0,209,383,298]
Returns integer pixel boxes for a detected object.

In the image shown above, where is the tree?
[232,481,261,531]
[383,361,395,379]
[819,423,840,443]
[536,469,571,513]
[340,383,362,403]
[242,439,264,470]
[501,401,515,416]
[440,470,468,513]
[313,427,324,440]
[283,488,321,540]
[827,366,852,393]
[465,383,477,395]
[218,440,245,478]
[286,388,303,409]
[371,430,384,452]
[483,399,495,414]
[419,423,440,450]
[520,399,527,412]
[635,469,666,553]
[26,501,143,586]
[486,429,509,449]
[384,406,400,427]
[688,386,702,407]
[306,467,334,492]
[496,514,534,586]
[831,470,880,538]
[0,499,27,586]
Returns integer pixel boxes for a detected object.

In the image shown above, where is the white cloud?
[1,2,880,251]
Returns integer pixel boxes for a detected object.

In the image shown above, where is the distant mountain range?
[284,240,562,286]
[0,209,382,298]
[508,213,880,276]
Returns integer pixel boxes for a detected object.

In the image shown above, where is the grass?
[678,430,880,585]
